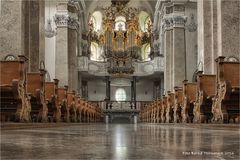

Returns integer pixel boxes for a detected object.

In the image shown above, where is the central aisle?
[1,124,239,159]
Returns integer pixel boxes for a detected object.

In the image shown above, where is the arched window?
[139,11,151,32]
[144,16,151,32]
[141,43,151,61]
[90,42,104,61]
[90,42,98,61]
[90,11,103,32]
[115,88,126,101]
[115,16,126,31]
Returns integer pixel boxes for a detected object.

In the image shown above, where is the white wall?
[88,80,106,101]
[45,1,57,80]
[136,80,153,101]
[87,79,154,102]
[185,2,198,81]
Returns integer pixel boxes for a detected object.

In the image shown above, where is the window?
[90,11,103,32]
[115,16,126,31]
[139,11,151,32]
[144,16,151,32]
[90,42,104,61]
[141,43,151,61]
[115,88,126,101]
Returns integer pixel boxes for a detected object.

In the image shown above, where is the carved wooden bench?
[156,98,161,123]
[140,105,147,122]
[27,69,47,122]
[0,55,31,122]
[161,96,167,123]
[80,99,88,122]
[67,91,77,122]
[212,56,240,123]
[173,87,183,123]
[150,102,155,123]
[75,95,82,122]
[193,72,216,123]
[182,80,197,123]
[45,79,61,122]
[57,86,68,122]
[166,92,174,123]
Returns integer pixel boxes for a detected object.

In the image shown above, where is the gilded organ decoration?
[88,0,152,75]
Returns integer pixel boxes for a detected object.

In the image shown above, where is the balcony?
[77,56,164,76]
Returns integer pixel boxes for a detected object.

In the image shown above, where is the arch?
[141,43,151,61]
[226,56,239,62]
[115,16,126,31]
[4,54,17,61]
[115,88,127,101]
[89,11,103,32]
[139,11,152,32]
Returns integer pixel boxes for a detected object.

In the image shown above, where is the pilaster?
[55,2,79,89]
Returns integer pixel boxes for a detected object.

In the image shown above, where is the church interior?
[0,0,239,159]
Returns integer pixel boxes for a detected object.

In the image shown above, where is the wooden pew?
[45,79,61,122]
[75,95,82,122]
[166,91,174,123]
[27,69,47,122]
[147,105,151,123]
[57,86,69,122]
[80,99,88,122]
[212,56,240,123]
[156,98,161,123]
[0,55,31,122]
[173,87,183,123]
[182,80,197,123]
[141,105,147,122]
[161,96,167,123]
[193,72,216,123]
[67,90,77,122]
[151,100,156,123]
[150,103,154,123]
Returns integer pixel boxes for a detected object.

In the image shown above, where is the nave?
[1,124,239,159]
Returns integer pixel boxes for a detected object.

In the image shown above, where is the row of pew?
[0,55,103,122]
[140,56,240,123]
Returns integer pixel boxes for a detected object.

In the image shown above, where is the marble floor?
[1,123,239,159]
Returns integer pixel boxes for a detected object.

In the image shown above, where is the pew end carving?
[0,55,31,122]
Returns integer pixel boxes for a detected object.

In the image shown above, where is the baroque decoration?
[88,0,153,76]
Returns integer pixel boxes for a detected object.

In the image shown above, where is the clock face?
[5,55,17,61]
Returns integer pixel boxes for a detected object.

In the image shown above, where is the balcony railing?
[77,56,164,76]
[89,101,152,112]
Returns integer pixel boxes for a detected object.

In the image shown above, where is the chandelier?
[88,0,152,76]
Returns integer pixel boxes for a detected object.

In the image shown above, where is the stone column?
[198,0,215,74]
[172,15,187,87]
[28,0,45,72]
[55,2,79,88]
[216,0,240,59]
[105,76,110,100]
[132,76,137,108]
[163,17,172,92]
[78,72,82,95]
[0,0,45,68]
[198,0,239,73]
[0,0,24,59]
